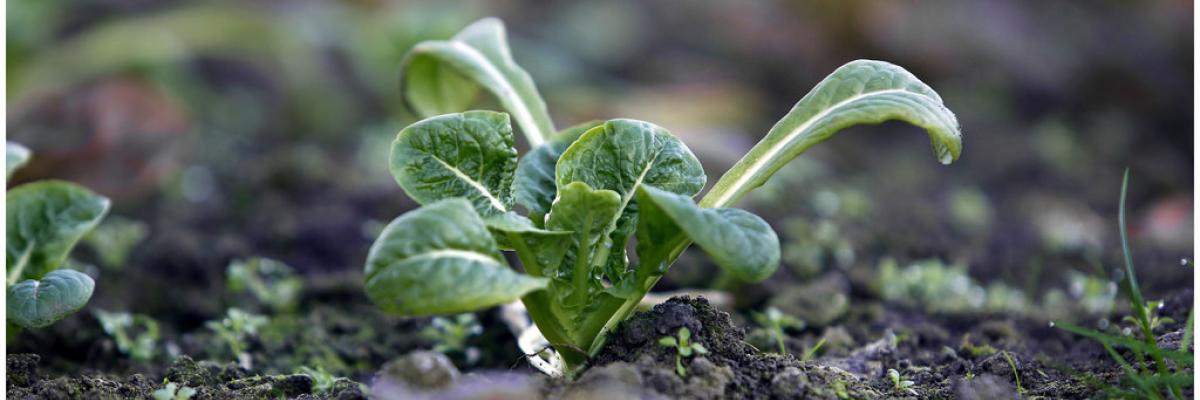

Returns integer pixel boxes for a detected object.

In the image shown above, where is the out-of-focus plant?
[658,327,708,377]
[781,218,855,278]
[947,187,993,234]
[875,258,1029,314]
[83,216,148,272]
[887,368,918,396]
[751,307,806,354]
[206,308,268,364]
[6,142,110,331]
[226,257,303,313]
[421,313,483,365]
[366,18,961,377]
[152,382,196,400]
[297,365,353,394]
[94,309,160,362]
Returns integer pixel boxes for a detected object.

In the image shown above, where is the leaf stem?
[7,243,35,286]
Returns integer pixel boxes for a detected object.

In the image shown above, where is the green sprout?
[751,307,805,354]
[1122,300,1175,333]
[658,327,708,377]
[82,216,148,271]
[206,308,268,360]
[152,382,196,400]
[801,338,827,362]
[1054,170,1192,399]
[226,257,303,313]
[421,313,483,364]
[298,365,348,394]
[887,368,917,396]
[94,309,159,362]
[1001,351,1023,396]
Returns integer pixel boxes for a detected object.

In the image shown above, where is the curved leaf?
[544,182,623,314]
[7,141,31,180]
[637,185,780,282]
[514,121,603,220]
[399,18,555,146]
[483,212,571,276]
[701,60,962,208]
[7,269,95,328]
[557,119,706,201]
[364,198,547,316]
[7,181,111,284]
[390,111,518,216]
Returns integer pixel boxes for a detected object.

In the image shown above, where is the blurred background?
[7,0,1193,346]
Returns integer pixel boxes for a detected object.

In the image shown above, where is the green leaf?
[7,141,31,180]
[482,212,571,277]
[544,182,623,313]
[658,336,678,347]
[364,198,547,316]
[701,60,962,208]
[7,269,95,328]
[557,119,706,201]
[390,111,518,216]
[7,181,111,284]
[513,121,603,220]
[399,18,555,146]
[637,185,780,282]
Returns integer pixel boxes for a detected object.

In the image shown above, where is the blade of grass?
[1180,309,1193,353]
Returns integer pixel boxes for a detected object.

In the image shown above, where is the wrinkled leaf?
[638,185,780,282]
[701,60,962,208]
[544,182,623,314]
[364,198,547,316]
[390,111,518,216]
[557,119,706,201]
[7,181,111,284]
[7,269,95,328]
[514,121,603,220]
[483,212,571,276]
[7,141,31,180]
[399,18,555,146]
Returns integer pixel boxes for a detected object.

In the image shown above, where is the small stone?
[374,350,460,390]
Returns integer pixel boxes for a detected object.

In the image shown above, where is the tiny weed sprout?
[365,18,961,375]
[94,309,160,362]
[226,257,303,313]
[298,366,344,394]
[152,381,197,400]
[752,306,805,354]
[1055,170,1192,398]
[421,313,483,364]
[887,368,917,396]
[6,141,110,330]
[658,327,708,377]
[1122,300,1174,333]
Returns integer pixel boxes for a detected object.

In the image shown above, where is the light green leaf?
[701,60,962,208]
[7,181,111,284]
[390,110,518,216]
[399,18,555,146]
[638,185,780,282]
[483,212,571,277]
[7,141,31,180]
[7,269,95,328]
[514,121,603,220]
[544,182,623,311]
[364,198,547,316]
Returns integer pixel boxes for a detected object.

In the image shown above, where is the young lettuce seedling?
[365,18,962,375]
[658,327,707,377]
[6,141,111,331]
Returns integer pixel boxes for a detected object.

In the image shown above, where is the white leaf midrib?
[404,249,501,265]
[448,41,545,146]
[708,88,910,207]
[430,156,508,212]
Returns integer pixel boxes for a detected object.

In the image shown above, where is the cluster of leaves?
[6,142,110,330]
[206,308,269,360]
[875,258,1029,314]
[364,18,961,374]
[751,307,806,354]
[658,327,708,377]
[94,309,160,362]
[226,257,303,313]
[887,368,917,396]
[1055,171,1193,399]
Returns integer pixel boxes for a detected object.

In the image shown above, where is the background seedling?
[226,257,303,313]
[82,216,148,272]
[658,327,708,377]
[206,308,268,368]
[421,313,483,365]
[887,368,917,396]
[752,306,805,354]
[94,309,159,362]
